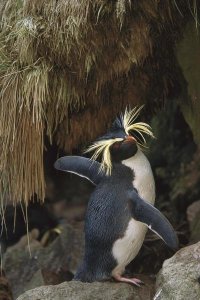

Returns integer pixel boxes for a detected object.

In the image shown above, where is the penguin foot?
[113,274,144,287]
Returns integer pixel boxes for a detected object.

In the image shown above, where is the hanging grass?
[0,0,197,204]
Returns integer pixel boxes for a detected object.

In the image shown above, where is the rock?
[155,242,200,300]
[187,201,200,224]
[8,228,41,250]
[187,201,200,242]
[3,224,84,299]
[17,279,155,300]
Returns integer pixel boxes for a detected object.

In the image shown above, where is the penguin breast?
[122,150,155,205]
[111,219,147,276]
[111,150,155,276]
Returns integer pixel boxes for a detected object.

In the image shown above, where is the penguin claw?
[113,275,144,287]
[131,278,144,285]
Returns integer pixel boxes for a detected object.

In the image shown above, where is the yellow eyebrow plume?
[84,138,123,175]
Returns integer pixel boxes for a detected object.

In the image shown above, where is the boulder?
[17,278,155,300]
[187,201,200,242]
[155,242,200,300]
[3,224,84,299]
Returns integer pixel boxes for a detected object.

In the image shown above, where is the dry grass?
[0,0,195,204]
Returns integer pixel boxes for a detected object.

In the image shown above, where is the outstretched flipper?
[54,156,106,185]
[128,190,178,250]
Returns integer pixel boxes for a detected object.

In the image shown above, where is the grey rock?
[187,201,200,243]
[155,242,200,300]
[3,224,84,299]
[24,269,45,292]
[17,280,155,300]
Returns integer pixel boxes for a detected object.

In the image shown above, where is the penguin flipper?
[128,190,178,250]
[54,156,105,185]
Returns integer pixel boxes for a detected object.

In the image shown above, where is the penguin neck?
[122,149,155,205]
[122,149,149,169]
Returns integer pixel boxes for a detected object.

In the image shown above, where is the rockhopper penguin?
[54,107,178,286]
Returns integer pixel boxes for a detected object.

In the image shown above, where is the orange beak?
[124,135,136,143]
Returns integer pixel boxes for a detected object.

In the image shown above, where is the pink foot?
[113,274,144,287]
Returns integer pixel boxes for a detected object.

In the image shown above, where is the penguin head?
[85,106,154,175]
[95,117,138,162]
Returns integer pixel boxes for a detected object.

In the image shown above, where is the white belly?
[112,150,155,276]
[122,150,155,205]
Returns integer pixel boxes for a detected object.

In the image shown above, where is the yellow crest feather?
[122,106,155,148]
[84,138,123,175]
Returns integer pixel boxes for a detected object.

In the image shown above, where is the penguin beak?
[124,135,136,143]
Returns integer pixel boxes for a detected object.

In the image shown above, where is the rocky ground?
[17,280,155,300]
[1,196,200,300]
[10,240,200,300]
[2,204,200,300]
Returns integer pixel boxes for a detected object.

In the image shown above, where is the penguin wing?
[128,190,178,250]
[54,156,105,185]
